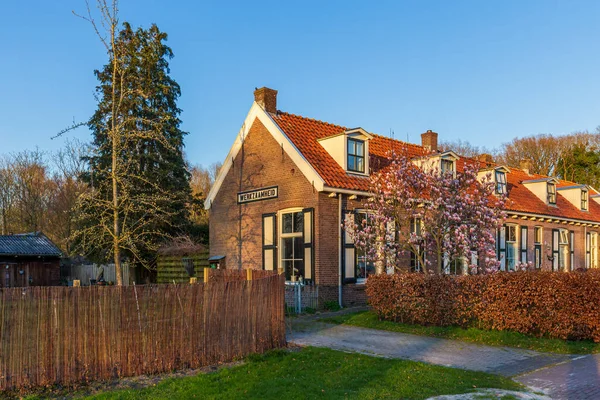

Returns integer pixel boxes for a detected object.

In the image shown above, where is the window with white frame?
[347,138,365,173]
[495,170,507,195]
[506,225,518,271]
[591,232,598,268]
[410,217,423,272]
[355,211,375,281]
[534,226,543,268]
[534,226,542,243]
[582,189,589,210]
[558,229,569,271]
[547,182,557,204]
[441,159,455,175]
[445,257,466,275]
[280,210,304,281]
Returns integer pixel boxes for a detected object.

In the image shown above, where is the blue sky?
[1,1,599,167]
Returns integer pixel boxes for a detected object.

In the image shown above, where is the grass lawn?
[50,347,521,400]
[320,311,600,355]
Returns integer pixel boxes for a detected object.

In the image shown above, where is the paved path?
[289,322,569,376]
[515,354,600,400]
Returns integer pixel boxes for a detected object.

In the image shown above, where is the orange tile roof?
[270,110,600,223]
[272,111,427,191]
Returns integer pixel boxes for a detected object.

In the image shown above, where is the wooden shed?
[0,232,62,287]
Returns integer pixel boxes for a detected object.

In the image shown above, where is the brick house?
[205,87,600,306]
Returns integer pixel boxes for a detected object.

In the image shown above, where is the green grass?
[320,311,600,354]
[53,347,520,400]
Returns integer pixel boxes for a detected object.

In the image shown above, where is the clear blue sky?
[1,0,599,167]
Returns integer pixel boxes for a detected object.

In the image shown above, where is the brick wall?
[209,117,319,271]
[208,115,599,309]
[505,218,598,270]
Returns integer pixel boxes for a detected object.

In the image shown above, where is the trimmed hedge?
[366,270,600,342]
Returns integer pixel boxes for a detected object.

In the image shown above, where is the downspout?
[338,193,343,308]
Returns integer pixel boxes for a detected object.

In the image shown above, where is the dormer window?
[547,182,556,205]
[441,159,455,175]
[347,138,365,173]
[582,189,589,210]
[495,170,507,194]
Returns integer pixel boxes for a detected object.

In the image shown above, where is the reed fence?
[0,271,285,391]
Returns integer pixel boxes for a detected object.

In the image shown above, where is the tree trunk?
[112,141,122,286]
[111,25,122,287]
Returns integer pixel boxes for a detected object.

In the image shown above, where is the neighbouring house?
[0,232,62,287]
[205,87,600,306]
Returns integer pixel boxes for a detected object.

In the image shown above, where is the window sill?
[346,171,369,178]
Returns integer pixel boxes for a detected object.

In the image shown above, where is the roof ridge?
[277,110,429,151]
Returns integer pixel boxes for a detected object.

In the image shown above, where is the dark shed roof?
[0,232,62,257]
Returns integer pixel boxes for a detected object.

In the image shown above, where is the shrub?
[323,300,342,312]
[366,270,600,342]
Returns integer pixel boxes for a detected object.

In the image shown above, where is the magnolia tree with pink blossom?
[344,152,507,275]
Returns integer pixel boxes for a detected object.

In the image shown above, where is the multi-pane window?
[495,171,507,194]
[558,229,569,271]
[347,138,365,173]
[582,190,588,210]
[591,232,598,269]
[281,211,304,281]
[506,225,518,271]
[441,159,455,175]
[355,211,375,280]
[410,218,423,271]
[547,183,557,204]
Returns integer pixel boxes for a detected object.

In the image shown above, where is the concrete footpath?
[288,314,599,399]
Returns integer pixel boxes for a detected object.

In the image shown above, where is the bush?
[366,270,600,342]
[323,300,342,312]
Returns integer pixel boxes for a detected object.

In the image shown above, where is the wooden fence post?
[246,269,253,281]
[203,267,209,283]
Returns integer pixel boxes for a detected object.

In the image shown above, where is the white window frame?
[495,170,507,195]
[505,224,518,271]
[591,232,598,269]
[410,217,424,272]
[278,208,304,281]
[582,189,589,211]
[354,210,375,283]
[441,158,455,176]
[547,183,557,205]
[534,226,542,243]
[558,228,569,271]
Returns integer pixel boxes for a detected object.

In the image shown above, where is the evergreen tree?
[75,21,190,284]
[556,143,600,188]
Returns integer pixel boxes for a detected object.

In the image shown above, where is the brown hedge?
[366,270,600,342]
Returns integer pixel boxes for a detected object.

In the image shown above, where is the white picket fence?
[63,263,131,286]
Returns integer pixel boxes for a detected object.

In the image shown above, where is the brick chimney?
[421,130,438,152]
[520,159,532,175]
[254,87,278,114]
